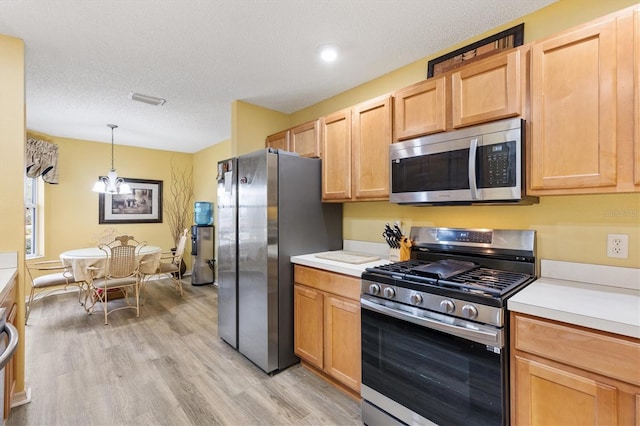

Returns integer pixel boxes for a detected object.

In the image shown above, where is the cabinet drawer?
[294,265,360,300]
[513,314,640,386]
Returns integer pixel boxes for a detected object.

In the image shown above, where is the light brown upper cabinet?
[265,129,290,152]
[393,76,447,140]
[321,94,392,202]
[321,108,352,201]
[528,5,639,195]
[352,95,393,200]
[265,119,320,158]
[290,119,320,158]
[451,48,524,129]
[393,47,526,142]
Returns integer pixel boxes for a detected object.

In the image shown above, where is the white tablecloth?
[60,246,162,282]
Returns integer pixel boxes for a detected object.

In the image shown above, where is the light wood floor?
[7,278,362,426]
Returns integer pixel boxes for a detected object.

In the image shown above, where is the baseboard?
[11,387,32,408]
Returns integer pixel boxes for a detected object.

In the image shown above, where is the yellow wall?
[0,33,27,402]
[193,139,232,206]
[27,131,194,268]
[343,194,640,268]
[233,0,640,269]
[232,100,289,156]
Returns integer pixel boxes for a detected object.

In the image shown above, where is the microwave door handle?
[468,138,479,199]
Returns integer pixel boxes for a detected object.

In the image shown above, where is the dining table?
[60,245,162,282]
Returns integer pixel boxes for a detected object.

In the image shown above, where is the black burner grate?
[445,267,532,296]
[365,261,534,299]
[367,260,426,276]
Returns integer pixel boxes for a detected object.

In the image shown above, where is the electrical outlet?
[607,234,629,259]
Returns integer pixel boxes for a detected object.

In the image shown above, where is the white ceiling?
[0,0,557,153]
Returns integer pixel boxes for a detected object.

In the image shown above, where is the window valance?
[26,138,59,184]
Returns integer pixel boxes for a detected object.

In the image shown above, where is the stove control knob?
[383,287,396,299]
[410,293,423,305]
[440,299,455,314]
[462,304,478,320]
[368,284,380,295]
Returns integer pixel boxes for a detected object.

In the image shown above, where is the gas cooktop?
[361,227,537,308]
[365,259,534,298]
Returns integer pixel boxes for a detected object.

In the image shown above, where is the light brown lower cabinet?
[511,312,640,425]
[4,303,16,420]
[0,275,17,421]
[293,265,361,396]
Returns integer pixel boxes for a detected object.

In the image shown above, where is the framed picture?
[98,178,163,224]
[427,23,524,78]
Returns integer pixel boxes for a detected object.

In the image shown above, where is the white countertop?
[291,251,391,277]
[0,251,18,294]
[509,259,640,339]
[0,268,17,294]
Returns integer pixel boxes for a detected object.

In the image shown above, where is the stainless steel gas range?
[360,226,536,426]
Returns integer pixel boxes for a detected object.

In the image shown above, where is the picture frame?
[427,23,524,78]
[98,178,163,224]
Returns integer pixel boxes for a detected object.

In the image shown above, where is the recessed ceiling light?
[318,45,338,63]
[128,91,166,106]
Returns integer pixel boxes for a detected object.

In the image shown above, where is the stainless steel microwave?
[390,118,538,205]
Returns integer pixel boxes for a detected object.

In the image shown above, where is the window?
[25,176,37,257]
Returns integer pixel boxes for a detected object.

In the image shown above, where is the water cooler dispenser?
[191,202,215,285]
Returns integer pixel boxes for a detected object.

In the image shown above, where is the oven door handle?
[361,297,502,348]
[468,137,479,200]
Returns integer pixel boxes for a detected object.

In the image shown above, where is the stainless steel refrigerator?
[216,149,342,374]
[191,224,215,285]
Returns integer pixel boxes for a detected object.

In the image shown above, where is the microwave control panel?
[478,141,516,188]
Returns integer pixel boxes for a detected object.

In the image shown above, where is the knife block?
[388,248,400,262]
[399,237,412,261]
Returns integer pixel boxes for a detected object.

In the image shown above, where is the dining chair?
[85,235,146,325]
[25,259,86,324]
[143,229,188,300]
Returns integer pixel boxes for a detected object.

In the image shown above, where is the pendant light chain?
[108,123,118,171]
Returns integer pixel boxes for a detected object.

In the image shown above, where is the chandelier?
[92,124,131,194]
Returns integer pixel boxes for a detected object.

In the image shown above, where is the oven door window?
[362,307,505,426]
[391,148,470,193]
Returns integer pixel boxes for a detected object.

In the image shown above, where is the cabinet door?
[451,48,522,129]
[4,303,16,420]
[352,94,392,200]
[514,356,618,426]
[324,295,361,392]
[266,129,290,151]
[291,120,320,158]
[321,109,352,201]
[293,285,324,369]
[394,77,446,140]
[529,18,618,191]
